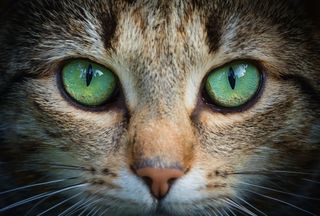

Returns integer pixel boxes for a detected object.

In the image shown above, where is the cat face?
[0,0,319,215]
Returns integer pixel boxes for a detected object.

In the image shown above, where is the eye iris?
[205,62,261,108]
[61,60,117,107]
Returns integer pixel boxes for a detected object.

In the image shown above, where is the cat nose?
[135,167,184,199]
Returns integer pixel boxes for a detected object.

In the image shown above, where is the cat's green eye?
[61,59,117,107]
[204,61,262,109]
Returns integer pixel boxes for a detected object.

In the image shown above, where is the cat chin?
[86,193,226,215]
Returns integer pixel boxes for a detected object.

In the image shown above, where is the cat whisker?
[1,161,92,172]
[97,208,106,216]
[78,198,103,216]
[221,208,230,216]
[224,198,257,216]
[0,176,80,196]
[65,200,92,216]
[216,208,225,216]
[210,208,218,216]
[58,197,87,216]
[78,200,96,216]
[228,170,319,176]
[224,205,237,216]
[97,205,111,216]
[34,162,92,172]
[90,206,103,216]
[0,183,88,213]
[25,178,82,216]
[212,210,218,216]
[303,178,320,184]
[233,194,268,216]
[242,188,317,216]
[46,163,92,171]
[84,206,96,216]
[214,210,222,216]
[223,200,250,216]
[208,205,219,216]
[48,167,90,172]
[237,181,320,201]
[35,191,84,216]
[63,193,99,216]
[25,197,48,216]
[86,204,102,216]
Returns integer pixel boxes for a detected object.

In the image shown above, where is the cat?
[0,0,319,215]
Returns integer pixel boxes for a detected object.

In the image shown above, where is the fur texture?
[0,0,319,215]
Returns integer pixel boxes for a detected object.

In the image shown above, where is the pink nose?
[135,167,184,199]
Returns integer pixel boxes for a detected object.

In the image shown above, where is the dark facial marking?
[206,12,222,53]
[99,10,117,51]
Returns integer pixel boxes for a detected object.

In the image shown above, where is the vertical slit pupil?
[86,64,94,87]
[228,67,236,90]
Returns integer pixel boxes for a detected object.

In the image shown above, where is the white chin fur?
[102,167,210,216]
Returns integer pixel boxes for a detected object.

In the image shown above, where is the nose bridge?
[132,41,186,114]
[129,110,195,171]
[129,110,195,199]
[135,66,184,115]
